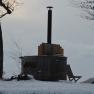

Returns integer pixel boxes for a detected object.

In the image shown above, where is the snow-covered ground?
[0,79,94,94]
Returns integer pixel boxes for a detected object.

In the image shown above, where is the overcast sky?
[1,0,94,81]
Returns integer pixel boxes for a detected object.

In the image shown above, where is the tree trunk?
[0,23,3,79]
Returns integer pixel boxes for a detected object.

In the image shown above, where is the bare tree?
[70,0,94,20]
[0,0,22,78]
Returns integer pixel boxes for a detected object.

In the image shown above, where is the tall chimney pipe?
[47,6,53,44]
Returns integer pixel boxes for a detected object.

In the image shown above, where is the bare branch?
[0,0,22,18]
[71,0,94,20]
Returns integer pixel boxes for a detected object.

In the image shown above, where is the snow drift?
[0,79,94,94]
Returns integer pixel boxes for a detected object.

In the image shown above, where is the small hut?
[20,7,67,81]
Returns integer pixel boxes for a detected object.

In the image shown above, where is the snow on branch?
[0,0,22,18]
[70,0,94,20]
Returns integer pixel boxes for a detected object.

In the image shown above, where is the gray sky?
[1,0,94,81]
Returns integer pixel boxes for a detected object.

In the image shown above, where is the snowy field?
[0,79,94,94]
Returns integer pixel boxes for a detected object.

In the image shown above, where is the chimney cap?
[47,6,53,9]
